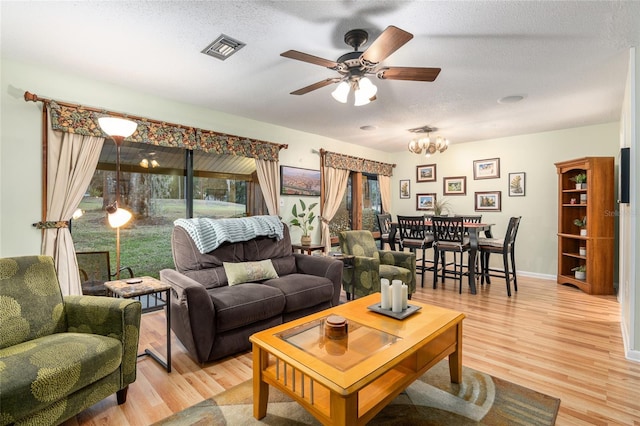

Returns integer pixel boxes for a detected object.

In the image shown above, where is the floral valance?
[48,101,285,161]
[323,150,394,177]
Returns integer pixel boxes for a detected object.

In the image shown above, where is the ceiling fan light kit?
[281,25,440,106]
[331,81,350,103]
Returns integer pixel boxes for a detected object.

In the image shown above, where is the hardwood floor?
[64,275,640,425]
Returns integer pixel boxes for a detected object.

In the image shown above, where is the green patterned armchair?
[338,230,416,299]
[0,255,141,426]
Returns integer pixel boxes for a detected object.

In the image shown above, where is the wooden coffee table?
[250,293,465,425]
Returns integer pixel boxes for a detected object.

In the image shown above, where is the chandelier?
[407,126,449,157]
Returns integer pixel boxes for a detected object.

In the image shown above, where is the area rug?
[154,360,560,425]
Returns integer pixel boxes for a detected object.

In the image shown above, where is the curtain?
[255,158,280,216]
[379,174,391,214]
[320,166,350,252]
[43,107,104,296]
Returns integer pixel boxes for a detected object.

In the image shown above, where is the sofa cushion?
[243,228,292,261]
[271,256,297,277]
[172,227,245,273]
[0,332,122,421]
[264,274,335,313]
[223,260,279,286]
[209,284,285,333]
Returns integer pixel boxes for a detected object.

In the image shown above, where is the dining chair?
[76,251,134,296]
[479,216,522,297]
[397,215,434,288]
[459,215,483,271]
[461,215,482,224]
[376,213,397,250]
[432,216,470,293]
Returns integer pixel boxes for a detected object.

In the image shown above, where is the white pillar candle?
[401,284,408,310]
[392,280,403,313]
[380,278,391,310]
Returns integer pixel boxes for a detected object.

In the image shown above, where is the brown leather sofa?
[160,223,342,363]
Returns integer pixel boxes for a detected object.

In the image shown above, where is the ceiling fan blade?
[360,26,413,65]
[290,78,340,95]
[377,67,441,82]
[281,50,338,69]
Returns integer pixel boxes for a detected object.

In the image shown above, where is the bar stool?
[376,213,398,250]
[479,216,522,297]
[432,217,470,293]
[397,215,434,288]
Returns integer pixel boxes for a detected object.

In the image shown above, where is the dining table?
[387,220,494,295]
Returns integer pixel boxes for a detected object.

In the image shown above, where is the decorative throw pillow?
[223,259,279,286]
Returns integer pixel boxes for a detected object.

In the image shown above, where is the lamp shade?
[107,205,132,228]
[72,208,84,220]
[354,77,377,106]
[359,77,377,98]
[98,117,138,138]
[331,81,350,103]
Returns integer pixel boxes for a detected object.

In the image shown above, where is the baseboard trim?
[485,269,556,281]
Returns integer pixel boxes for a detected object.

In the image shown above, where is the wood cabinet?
[555,157,614,295]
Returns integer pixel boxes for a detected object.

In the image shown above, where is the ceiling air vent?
[201,34,246,61]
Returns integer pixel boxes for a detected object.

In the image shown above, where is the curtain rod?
[23,91,288,150]
[319,148,396,168]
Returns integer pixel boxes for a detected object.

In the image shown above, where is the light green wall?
[0,58,386,255]
[387,123,620,277]
[0,58,619,281]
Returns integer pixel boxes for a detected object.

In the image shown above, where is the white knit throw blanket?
[174,215,284,254]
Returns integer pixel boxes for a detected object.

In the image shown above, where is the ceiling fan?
[281,26,441,105]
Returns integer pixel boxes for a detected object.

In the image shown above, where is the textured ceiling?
[2,1,639,152]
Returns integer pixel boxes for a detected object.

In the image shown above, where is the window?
[362,173,382,234]
[73,141,265,278]
[330,172,382,241]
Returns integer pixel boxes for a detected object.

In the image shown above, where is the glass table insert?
[276,316,401,372]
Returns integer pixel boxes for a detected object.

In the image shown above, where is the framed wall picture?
[399,179,411,199]
[473,158,500,180]
[475,191,502,212]
[416,193,436,211]
[416,164,437,182]
[443,176,467,196]
[508,172,526,196]
[280,166,321,196]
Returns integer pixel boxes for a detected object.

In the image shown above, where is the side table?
[291,243,325,255]
[105,276,172,373]
[328,252,357,300]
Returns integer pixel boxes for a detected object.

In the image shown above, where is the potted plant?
[570,172,587,189]
[572,265,586,280]
[433,197,452,217]
[574,216,587,236]
[289,199,318,246]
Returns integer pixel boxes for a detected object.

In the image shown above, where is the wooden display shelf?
[555,157,614,295]
[562,252,586,260]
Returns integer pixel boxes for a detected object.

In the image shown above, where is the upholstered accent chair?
[338,230,416,299]
[0,255,141,425]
